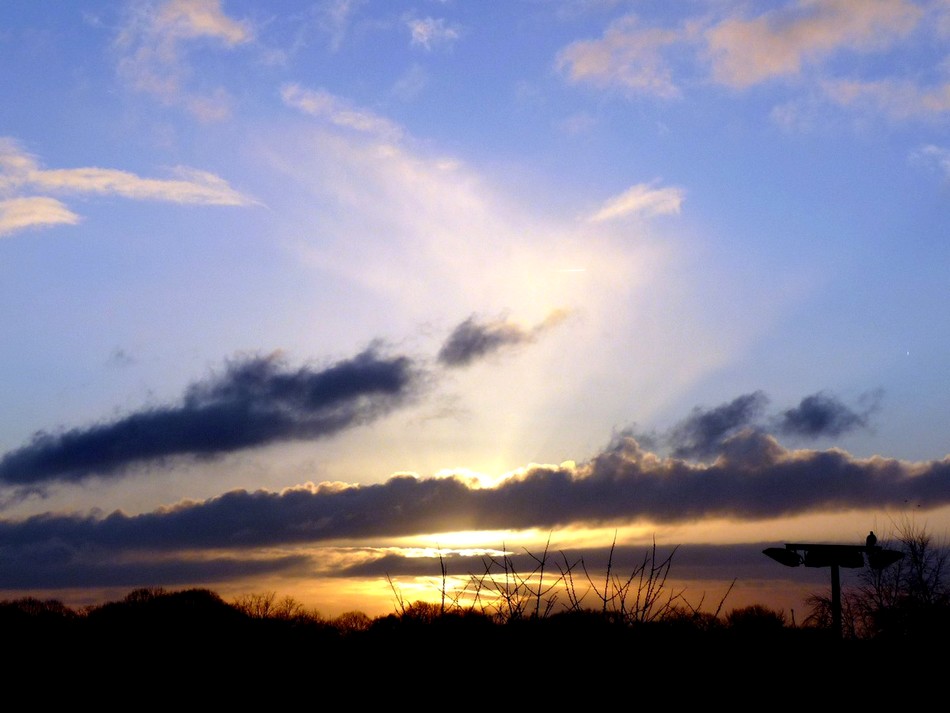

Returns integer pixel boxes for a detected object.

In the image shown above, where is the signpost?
[763,534,904,638]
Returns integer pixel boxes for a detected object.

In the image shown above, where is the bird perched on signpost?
[866,531,877,548]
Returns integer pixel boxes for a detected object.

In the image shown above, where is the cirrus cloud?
[822,78,950,120]
[281,83,404,140]
[115,0,253,120]
[588,182,684,222]
[407,17,460,50]
[555,14,683,98]
[0,137,253,237]
[0,197,80,238]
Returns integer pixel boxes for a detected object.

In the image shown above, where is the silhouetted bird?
[866,531,877,548]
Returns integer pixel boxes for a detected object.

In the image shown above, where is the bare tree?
[232,591,317,621]
[806,517,950,639]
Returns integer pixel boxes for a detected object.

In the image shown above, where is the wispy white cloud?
[553,0,625,21]
[557,112,598,135]
[115,0,252,121]
[911,144,950,178]
[557,1,941,125]
[281,83,404,140]
[822,77,950,119]
[184,86,236,123]
[769,99,822,132]
[392,64,429,101]
[318,0,366,52]
[939,0,950,38]
[156,0,251,44]
[407,17,460,50]
[555,15,682,98]
[1,139,251,204]
[0,137,253,237]
[0,197,80,238]
[704,0,923,88]
[589,182,684,222]
[34,165,252,204]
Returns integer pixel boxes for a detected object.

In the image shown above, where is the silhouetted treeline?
[5,522,948,687]
[4,585,944,661]
[11,589,927,706]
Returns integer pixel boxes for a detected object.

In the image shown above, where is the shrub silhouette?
[87,587,244,628]
[332,609,372,634]
[725,604,788,633]
[0,596,77,624]
[1,596,81,650]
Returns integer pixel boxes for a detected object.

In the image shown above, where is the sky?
[1,0,949,620]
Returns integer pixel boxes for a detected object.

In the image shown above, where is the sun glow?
[399,528,542,551]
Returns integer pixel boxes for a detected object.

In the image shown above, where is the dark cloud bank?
[0,347,415,487]
[1,430,948,588]
[4,430,946,550]
[0,318,929,593]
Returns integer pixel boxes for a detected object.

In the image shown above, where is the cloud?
[407,17,460,50]
[0,531,787,592]
[588,182,684,222]
[0,547,308,589]
[663,390,878,459]
[0,197,80,238]
[32,165,251,205]
[2,430,949,558]
[557,113,598,135]
[0,347,418,487]
[336,542,798,585]
[822,78,950,119]
[115,0,252,120]
[108,348,137,368]
[705,0,922,88]
[776,391,879,439]
[317,0,366,53]
[184,86,235,123]
[0,138,252,236]
[0,386,939,593]
[555,2,940,125]
[552,0,627,22]
[281,83,404,140]
[555,14,682,98]
[437,311,569,367]
[392,64,429,101]
[155,0,251,44]
[912,144,950,177]
[667,392,770,460]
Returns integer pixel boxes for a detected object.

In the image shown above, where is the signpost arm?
[763,538,903,640]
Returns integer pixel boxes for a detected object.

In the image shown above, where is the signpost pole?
[831,562,841,638]
[762,536,904,639]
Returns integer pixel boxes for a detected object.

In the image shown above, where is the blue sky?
[1,0,948,618]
